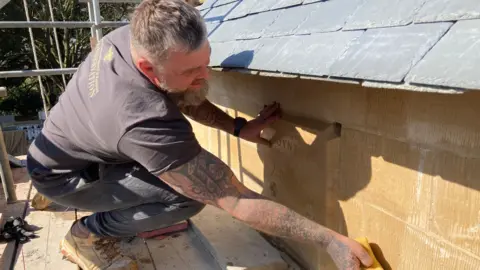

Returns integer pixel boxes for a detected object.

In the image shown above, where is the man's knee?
[189,200,206,217]
[173,200,205,219]
[85,200,207,237]
[137,200,205,231]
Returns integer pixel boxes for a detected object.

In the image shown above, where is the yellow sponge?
[355,237,384,270]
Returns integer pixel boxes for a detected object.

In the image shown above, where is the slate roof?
[199,0,480,93]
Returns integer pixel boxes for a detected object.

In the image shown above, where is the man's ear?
[136,58,164,87]
[137,58,156,79]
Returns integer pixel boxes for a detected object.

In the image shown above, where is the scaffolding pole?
[22,0,49,115]
[91,0,103,40]
[0,68,78,78]
[87,1,96,37]
[0,21,93,28]
[0,128,17,204]
[47,0,67,89]
[99,21,129,28]
[0,21,128,29]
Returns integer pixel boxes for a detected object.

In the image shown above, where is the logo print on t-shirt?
[104,46,114,62]
[88,40,104,98]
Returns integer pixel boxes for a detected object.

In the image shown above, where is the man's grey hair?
[130,0,207,64]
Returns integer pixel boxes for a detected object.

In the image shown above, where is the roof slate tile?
[329,23,452,82]
[271,0,304,11]
[198,0,217,10]
[249,0,277,14]
[264,5,313,37]
[208,19,238,42]
[203,2,237,22]
[249,37,293,71]
[235,10,283,39]
[273,31,364,76]
[295,0,363,34]
[343,0,426,30]
[213,0,238,7]
[210,42,236,66]
[406,20,480,90]
[414,0,480,23]
[221,39,264,68]
[206,22,222,36]
[302,0,323,4]
[200,8,211,17]
[206,0,479,91]
[224,0,257,20]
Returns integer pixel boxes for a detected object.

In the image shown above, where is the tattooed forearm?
[160,149,246,211]
[181,100,235,134]
[160,149,335,247]
[233,195,335,247]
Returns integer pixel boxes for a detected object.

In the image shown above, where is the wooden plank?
[0,166,32,269]
[146,229,218,270]
[0,202,29,269]
[190,206,288,270]
[7,159,78,270]
[14,204,78,270]
[0,127,18,203]
[120,238,155,270]
[15,187,94,270]
[16,192,158,270]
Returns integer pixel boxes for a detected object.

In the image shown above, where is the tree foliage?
[0,0,134,118]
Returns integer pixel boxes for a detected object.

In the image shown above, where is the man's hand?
[327,233,373,270]
[239,102,282,146]
[181,100,282,146]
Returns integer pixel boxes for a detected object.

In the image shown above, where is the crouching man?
[26,0,373,269]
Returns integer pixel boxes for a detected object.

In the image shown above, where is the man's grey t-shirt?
[28,25,201,176]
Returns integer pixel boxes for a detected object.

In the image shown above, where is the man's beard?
[163,80,209,107]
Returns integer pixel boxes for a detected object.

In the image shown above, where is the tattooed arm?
[181,100,282,146]
[160,149,373,269]
[180,100,236,134]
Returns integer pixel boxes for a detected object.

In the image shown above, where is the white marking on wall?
[416,149,428,203]
[430,175,441,232]
[208,128,212,153]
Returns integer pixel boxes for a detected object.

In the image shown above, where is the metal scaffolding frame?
[0,68,78,78]
[0,21,129,29]
[0,0,132,203]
